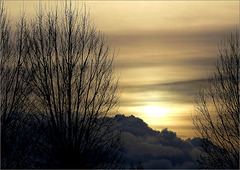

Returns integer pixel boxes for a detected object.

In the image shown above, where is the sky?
[4,0,239,139]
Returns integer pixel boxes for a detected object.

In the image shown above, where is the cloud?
[108,25,236,49]
[111,114,201,169]
[116,55,215,70]
[121,78,208,105]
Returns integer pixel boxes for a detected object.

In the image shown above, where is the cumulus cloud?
[111,115,201,169]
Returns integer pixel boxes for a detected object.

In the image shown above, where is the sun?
[143,106,169,117]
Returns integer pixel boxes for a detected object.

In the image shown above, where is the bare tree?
[192,30,239,168]
[24,2,123,168]
[0,2,34,168]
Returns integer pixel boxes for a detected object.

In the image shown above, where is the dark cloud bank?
[109,114,202,169]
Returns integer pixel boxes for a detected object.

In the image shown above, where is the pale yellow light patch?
[143,106,169,117]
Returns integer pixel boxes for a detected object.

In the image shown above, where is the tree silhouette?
[1,1,123,168]
[192,30,239,168]
[25,2,122,168]
[0,2,34,168]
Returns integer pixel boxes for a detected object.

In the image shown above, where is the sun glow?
[143,106,169,117]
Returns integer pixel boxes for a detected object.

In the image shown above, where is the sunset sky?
[5,0,239,139]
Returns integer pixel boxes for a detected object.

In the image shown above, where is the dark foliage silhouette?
[130,159,144,169]
[1,1,123,168]
[192,30,239,169]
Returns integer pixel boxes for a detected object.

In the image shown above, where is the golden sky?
[4,0,239,139]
